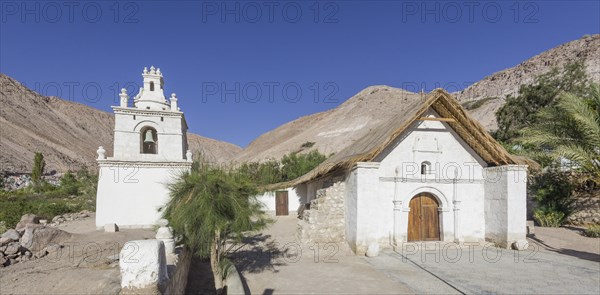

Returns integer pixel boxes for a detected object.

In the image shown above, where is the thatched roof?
[270,89,533,189]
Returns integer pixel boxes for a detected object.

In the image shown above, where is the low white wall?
[255,187,300,215]
[119,240,192,295]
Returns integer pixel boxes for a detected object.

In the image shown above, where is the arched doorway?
[407,193,441,241]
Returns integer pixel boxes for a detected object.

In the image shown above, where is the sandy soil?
[0,214,155,295]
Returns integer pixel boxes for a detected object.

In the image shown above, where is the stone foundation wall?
[297,179,345,243]
[568,188,600,225]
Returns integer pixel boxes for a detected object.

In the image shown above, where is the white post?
[392,167,403,245]
[393,200,403,245]
[119,88,129,108]
[452,173,461,243]
[170,93,178,111]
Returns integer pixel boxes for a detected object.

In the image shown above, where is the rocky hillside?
[455,34,600,130]
[235,34,599,163]
[0,74,241,173]
[233,86,422,163]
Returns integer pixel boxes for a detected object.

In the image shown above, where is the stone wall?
[297,178,346,243]
[569,191,600,225]
[163,247,192,295]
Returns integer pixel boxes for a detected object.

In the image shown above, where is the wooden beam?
[418,117,456,122]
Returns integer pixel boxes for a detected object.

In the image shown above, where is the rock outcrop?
[0,213,75,267]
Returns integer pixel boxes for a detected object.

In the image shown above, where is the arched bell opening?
[140,127,158,154]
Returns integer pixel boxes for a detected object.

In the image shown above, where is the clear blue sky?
[1,0,598,147]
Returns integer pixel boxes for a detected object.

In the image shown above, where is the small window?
[150,81,155,91]
[133,115,136,120]
[421,161,431,175]
[161,117,164,122]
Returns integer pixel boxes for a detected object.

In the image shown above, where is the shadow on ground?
[229,233,290,274]
[529,234,600,262]
[185,257,216,295]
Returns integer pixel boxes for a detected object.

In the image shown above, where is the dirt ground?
[233,216,599,294]
[0,214,155,295]
[232,216,413,294]
[366,226,600,294]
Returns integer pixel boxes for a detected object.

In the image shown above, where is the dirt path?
[0,213,155,295]
[231,216,413,294]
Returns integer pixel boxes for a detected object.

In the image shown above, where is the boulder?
[20,224,72,252]
[1,229,21,241]
[512,239,529,251]
[366,243,380,257]
[4,242,22,255]
[0,237,12,246]
[104,223,119,233]
[15,214,40,231]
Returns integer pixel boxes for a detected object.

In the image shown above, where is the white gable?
[375,108,487,182]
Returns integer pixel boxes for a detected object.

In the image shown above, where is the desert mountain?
[0,74,241,173]
[234,34,599,163]
[455,34,600,130]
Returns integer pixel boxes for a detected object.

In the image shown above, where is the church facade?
[292,89,529,254]
[95,67,192,229]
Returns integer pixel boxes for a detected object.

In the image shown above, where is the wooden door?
[275,191,289,216]
[407,193,440,241]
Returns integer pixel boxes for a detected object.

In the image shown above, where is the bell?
[144,130,155,143]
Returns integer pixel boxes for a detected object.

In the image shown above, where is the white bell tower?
[95,67,192,229]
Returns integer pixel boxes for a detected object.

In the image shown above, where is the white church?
[287,89,530,254]
[95,67,192,229]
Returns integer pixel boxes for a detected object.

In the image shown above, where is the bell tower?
[95,67,192,229]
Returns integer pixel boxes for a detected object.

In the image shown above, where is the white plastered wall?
[112,108,187,162]
[484,165,528,248]
[255,187,301,215]
[347,108,489,253]
[95,163,190,228]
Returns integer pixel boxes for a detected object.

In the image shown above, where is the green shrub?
[0,170,97,228]
[533,208,565,227]
[462,97,497,110]
[584,224,600,238]
[530,170,574,222]
[301,141,315,148]
[281,150,327,181]
[237,150,327,186]
[31,152,45,185]
[0,221,7,234]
